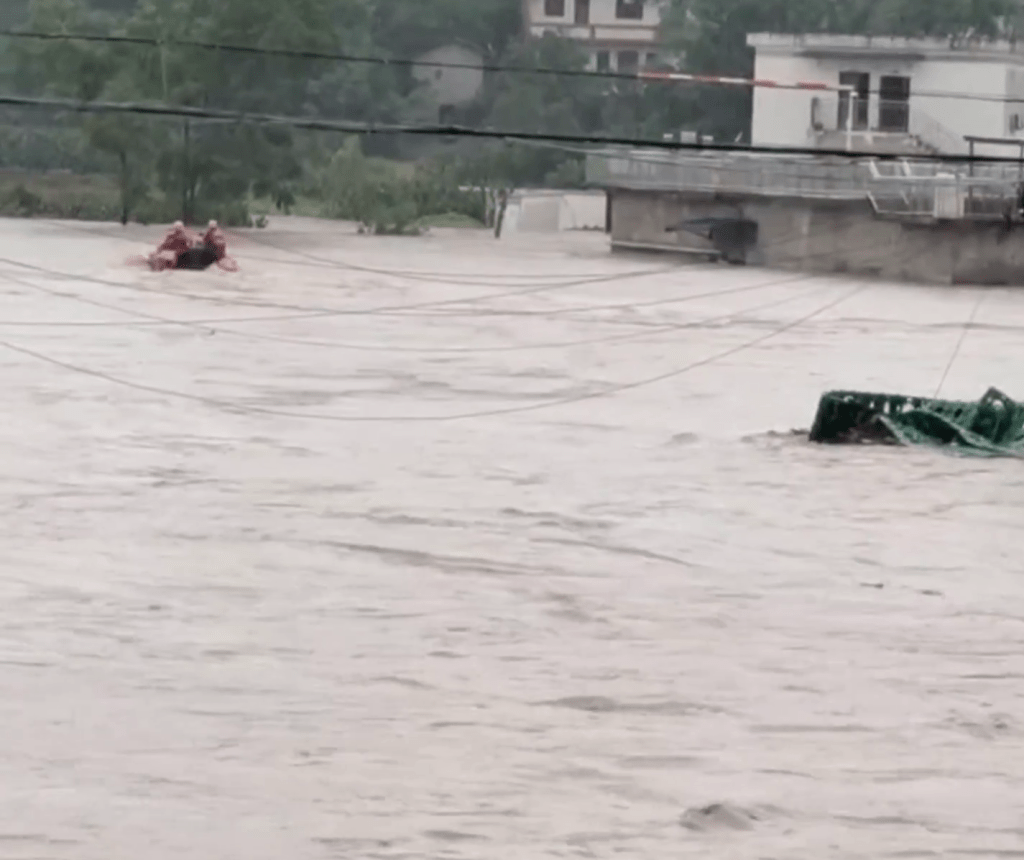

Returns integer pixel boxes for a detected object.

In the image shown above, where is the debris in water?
[679,803,759,832]
[808,387,1024,458]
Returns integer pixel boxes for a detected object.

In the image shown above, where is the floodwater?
[0,216,1023,859]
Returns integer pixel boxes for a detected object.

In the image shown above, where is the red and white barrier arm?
[637,71,853,92]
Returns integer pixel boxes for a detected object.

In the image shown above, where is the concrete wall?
[751,51,1016,156]
[502,190,607,236]
[608,187,1024,285]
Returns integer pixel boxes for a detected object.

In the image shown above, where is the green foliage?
[371,0,522,60]
[0,172,122,220]
[10,0,410,223]
[3,0,1021,225]
[444,35,599,190]
[322,136,486,234]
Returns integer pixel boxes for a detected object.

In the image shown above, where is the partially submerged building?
[587,34,1024,285]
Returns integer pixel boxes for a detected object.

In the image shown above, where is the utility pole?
[182,118,191,225]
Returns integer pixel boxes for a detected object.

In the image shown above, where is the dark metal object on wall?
[666,216,759,264]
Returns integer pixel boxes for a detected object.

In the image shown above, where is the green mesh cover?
[809,388,1024,458]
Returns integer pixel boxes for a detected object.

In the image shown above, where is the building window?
[837,70,870,131]
[645,52,658,68]
[574,0,590,24]
[595,50,610,72]
[617,50,639,74]
[879,75,910,132]
[544,0,565,16]
[615,0,643,20]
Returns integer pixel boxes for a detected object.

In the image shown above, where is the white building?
[748,34,1024,156]
[523,0,667,73]
[411,44,485,122]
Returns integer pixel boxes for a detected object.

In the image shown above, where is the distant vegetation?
[0,0,1016,225]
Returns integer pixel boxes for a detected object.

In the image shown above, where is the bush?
[0,174,120,221]
[321,137,488,235]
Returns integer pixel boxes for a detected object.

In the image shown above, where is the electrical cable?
[0,228,901,337]
[0,263,823,353]
[6,28,1024,107]
[3,92,1024,164]
[232,220,845,284]
[207,283,824,353]
[0,258,813,332]
[0,247,873,334]
[41,219,834,320]
[934,288,991,397]
[0,282,867,424]
[229,228,665,287]
[49,220,654,284]
[7,221,875,323]
[48,219,677,290]
[0,253,685,320]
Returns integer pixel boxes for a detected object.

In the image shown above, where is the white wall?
[584,0,662,27]
[502,190,607,236]
[751,54,827,148]
[913,60,1007,153]
[412,45,484,108]
[1005,67,1024,140]
[525,0,663,28]
[751,51,1014,154]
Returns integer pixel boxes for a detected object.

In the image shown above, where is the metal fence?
[587,149,872,198]
[586,148,1024,220]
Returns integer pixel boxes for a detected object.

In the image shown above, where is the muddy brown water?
[0,217,1022,859]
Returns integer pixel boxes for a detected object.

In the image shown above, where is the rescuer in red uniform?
[201,220,238,271]
[147,221,197,271]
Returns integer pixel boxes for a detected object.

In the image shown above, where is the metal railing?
[908,109,970,156]
[805,94,970,155]
[588,149,871,198]
[586,148,1024,220]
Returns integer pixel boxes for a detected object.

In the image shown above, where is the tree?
[370,0,522,61]
[13,0,391,222]
[0,0,31,27]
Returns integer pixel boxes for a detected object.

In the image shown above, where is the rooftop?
[747,33,1024,61]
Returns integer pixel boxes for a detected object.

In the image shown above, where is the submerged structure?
[585,34,1024,286]
[809,388,1024,457]
[587,148,1024,285]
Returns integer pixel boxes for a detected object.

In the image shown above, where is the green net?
[809,388,1024,458]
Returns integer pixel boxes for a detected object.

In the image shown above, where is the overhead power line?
[5,28,1024,106]
[4,92,1024,163]
[1,27,644,83]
